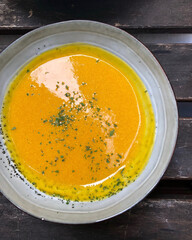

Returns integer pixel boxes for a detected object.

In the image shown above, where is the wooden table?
[0,0,192,239]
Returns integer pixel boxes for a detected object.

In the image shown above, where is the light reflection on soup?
[1,44,155,201]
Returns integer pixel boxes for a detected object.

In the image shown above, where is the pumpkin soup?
[1,43,155,201]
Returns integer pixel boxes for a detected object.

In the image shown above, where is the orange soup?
[1,44,155,201]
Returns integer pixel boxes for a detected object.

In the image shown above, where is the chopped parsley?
[109,129,115,137]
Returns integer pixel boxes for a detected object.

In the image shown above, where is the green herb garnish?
[109,129,115,137]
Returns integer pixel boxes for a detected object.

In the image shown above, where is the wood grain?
[148,180,192,199]
[0,0,192,31]
[178,102,192,118]
[0,35,192,100]
[0,1,191,239]
[164,119,192,179]
[146,44,192,101]
[0,193,191,240]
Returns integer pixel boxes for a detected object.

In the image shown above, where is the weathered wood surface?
[0,1,192,238]
[149,180,192,199]
[147,44,192,101]
[0,193,191,240]
[164,119,192,180]
[0,0,192,31]
[178,102,192,118]
[0,35,191,100]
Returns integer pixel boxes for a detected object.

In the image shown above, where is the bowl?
[0,20,178,223]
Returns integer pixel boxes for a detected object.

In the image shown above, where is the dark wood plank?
[178,102,192,118]
[148,180,192,199]
[0,35,191,100]
[0,192,191,240]
[164,119,192,180]
[0,35,19,52]
[0,0,192,31]
[146,44,192,101]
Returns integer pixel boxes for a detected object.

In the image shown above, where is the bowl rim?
[0,20,178,224]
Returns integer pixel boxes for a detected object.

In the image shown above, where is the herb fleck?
[109,129,115,137]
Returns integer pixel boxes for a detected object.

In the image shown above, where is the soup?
[1,44,155,201]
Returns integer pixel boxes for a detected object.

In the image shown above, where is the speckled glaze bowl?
[0,20,178,224]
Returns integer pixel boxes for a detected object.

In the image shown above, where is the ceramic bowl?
[0,20,178,223]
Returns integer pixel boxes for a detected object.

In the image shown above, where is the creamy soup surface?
[1,44,155,201]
